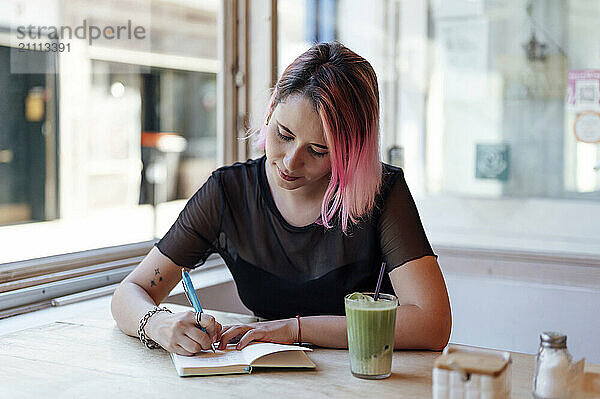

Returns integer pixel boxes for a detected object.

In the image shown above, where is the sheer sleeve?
[155,171,224,268]
[378,169,436,273]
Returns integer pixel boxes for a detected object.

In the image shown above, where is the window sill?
[417,194,600,257]
[0,262,233,337]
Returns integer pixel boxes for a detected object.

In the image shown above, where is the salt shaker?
[532,332,573,398]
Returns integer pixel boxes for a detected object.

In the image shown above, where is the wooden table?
[1,304,597,398]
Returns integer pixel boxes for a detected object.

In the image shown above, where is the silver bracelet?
[137,306,172,349]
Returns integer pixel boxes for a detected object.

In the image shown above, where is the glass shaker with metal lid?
[532,331,573,398]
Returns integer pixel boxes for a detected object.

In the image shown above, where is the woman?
[111,42,451,356]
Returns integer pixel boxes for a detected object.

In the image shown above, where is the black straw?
[373,262,386,301]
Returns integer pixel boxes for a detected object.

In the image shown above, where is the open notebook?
[170,342,316,376]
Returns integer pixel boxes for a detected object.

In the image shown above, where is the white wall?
[445,273,600,363]
[435,243,600,363]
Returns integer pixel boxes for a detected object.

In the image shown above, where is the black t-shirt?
[157,156,435,320]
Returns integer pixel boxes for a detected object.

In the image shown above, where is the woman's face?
[265,94,331,194]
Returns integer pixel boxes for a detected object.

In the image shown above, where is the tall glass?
[344,292,398,379]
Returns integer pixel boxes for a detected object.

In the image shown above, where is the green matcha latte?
[344,292,398,379]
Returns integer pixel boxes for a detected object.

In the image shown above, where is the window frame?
[0,241,227,318]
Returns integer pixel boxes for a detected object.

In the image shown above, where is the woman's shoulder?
[382,162,404,176]
[212,156,261,177]
[380,162,405,192]
[211,156,264,191]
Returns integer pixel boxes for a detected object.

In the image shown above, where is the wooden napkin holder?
[433,345,512,399]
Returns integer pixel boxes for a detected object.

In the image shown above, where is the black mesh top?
[156,156,435,320]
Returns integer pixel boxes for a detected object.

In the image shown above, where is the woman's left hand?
[216,318,298,350]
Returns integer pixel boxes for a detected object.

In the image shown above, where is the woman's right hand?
[145,310,222,356]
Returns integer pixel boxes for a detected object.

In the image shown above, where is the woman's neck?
[265,161,329,225]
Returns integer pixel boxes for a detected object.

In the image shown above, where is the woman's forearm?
[111,282,162,337]
[300,304,450,350]
[301,315,348,348]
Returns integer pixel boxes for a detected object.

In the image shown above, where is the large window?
[0,0,219,263]
[0,0,276,318]
[425,0,600,199]
[278,0,600,254]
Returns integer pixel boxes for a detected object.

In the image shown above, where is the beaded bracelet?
[138,306,172,349]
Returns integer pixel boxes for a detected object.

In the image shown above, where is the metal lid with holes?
[540,331,567,349]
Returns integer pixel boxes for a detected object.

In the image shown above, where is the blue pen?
[181,269,216,352]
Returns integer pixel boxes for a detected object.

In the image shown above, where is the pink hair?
[250,42,382,233]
